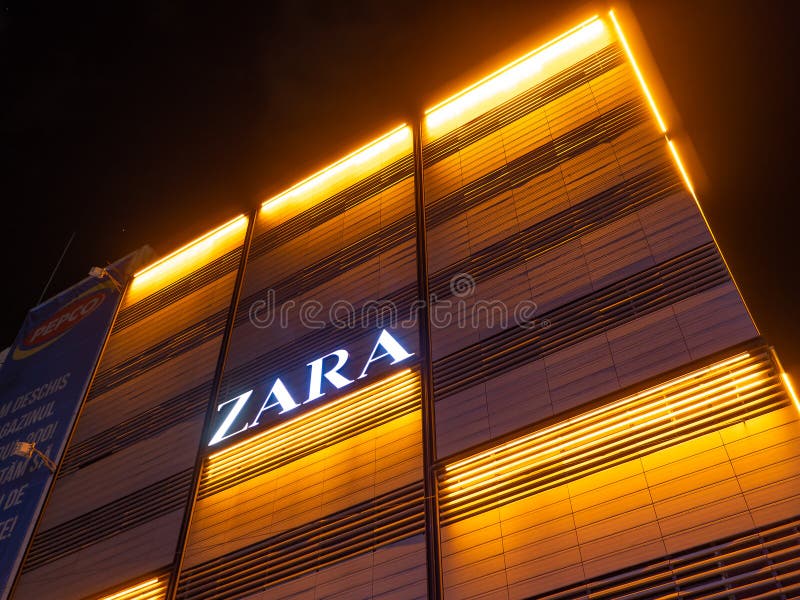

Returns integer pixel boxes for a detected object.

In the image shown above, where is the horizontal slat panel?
[114,247,242,332]
[423,44,623,166]
[102,271,238,370]
[24,469,192,571]
[432,243,728,400]
[13,511,182,600]
[428,164,679,303]
[239,534,427,600]
[249,156,414,261]
[539,515,800,600]
[438,349,785,523]
[177,482,425,600]
[425,99,649,231]
[41,416,203,529]
[245,175,415,297]
[73,338,222,444]
[89,312,226,399]
[59,381,210,476]
[236,215,415,324]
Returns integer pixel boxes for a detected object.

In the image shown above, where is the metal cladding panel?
[13,218,248,600]
[13,510,183,600]
[436,349,799,598]
[37,416,201,530]
[185,410,422,566]
[238,534,427,600]
[421,22,756,459]
[433,275,756,458]
[99,271,239,372]
[69,340,219,447]
[420,13,789,600]
[212,129,417,450]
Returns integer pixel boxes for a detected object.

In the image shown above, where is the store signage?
[0,249,150,600]
[13,290,106,360]
[209,329,414,446]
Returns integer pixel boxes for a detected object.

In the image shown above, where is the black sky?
[2,0,798,378]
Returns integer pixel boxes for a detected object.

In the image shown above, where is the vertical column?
[164,208,258,600]
[413,118,444,600]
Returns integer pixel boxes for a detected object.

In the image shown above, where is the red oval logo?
[22,292,106,348]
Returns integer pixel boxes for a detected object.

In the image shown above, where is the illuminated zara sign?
[208,329,414,446]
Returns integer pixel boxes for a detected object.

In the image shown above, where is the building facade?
[5,9,799,600]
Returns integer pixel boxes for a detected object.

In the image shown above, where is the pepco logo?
[13,285,109,360]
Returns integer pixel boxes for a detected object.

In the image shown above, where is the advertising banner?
[0,250,148,600]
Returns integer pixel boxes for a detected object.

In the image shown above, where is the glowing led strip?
[442,360,768,492]
[440,352,784,506]
[442,370,771,497]
[205,369,419,479]
[131,214,248,289]
[608,9,696,200]
[97,577,165,600]
[446,352,751,473]
[442,383,780,515]
[260,124,411,214]
[425,16,608,137]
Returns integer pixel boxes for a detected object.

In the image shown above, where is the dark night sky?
[1,1,798,378]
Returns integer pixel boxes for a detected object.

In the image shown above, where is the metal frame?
[413,118,444,600]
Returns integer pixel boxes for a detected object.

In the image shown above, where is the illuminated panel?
[202,368,421,497]
[128,214,248,299]
[439,349,786,522]
[608,9,696,200]
[260,124,412,221]
[424,16,611,138]
[95,577,166,600]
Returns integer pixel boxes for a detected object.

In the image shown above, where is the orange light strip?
[446,352,751,473]
[131,214,248,289]
[608,10,665,133]
[205,369,419,478]
[443,358,765,488]
[439,350,785,518]
[97,577,165,600]
[441,382,777,517]
[608,9,696,200]
[782,372,800,413]
[260,124,411,214]
[444,367,766,495]
[667,139,696,197]
[424,16,607,137]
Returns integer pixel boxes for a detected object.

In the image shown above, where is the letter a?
[306,349,354,403]
[250,378,300,426]
[358,329,414,379]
